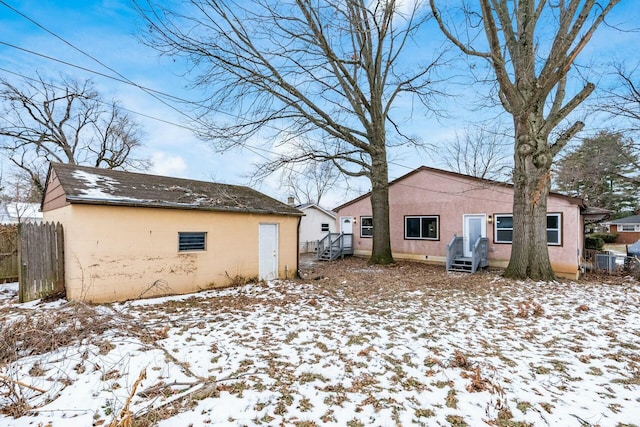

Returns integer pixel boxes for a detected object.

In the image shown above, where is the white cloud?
[149,152,187,177]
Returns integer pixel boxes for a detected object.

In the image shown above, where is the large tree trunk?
[505,114,555,281]
[369,143,393,265]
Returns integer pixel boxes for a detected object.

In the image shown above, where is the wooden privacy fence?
[0,224,18,282]
[18,222,65,303]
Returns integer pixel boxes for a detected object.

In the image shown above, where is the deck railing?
[446,234,488,273]
[446,234,463,270]
[471,237,489,273]
[317,233,353,260]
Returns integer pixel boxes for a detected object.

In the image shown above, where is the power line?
[0,1,199,114]
[1,58,520,203]
[0,40,299,159]
[0,66,193,130]
[0,4,395,166]
[0,2,530,204]
[0,57,542,205]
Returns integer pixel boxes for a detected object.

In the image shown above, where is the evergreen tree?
[555,131,639,216]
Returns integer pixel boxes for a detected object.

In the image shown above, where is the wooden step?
[318,248,343,261]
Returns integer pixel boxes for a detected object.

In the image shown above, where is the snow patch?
[71,170,146,203]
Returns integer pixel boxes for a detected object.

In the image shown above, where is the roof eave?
[299,204,337,219]
[65,197,304,217]
[333,165,585,211]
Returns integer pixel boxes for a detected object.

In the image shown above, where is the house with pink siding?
[333,166,598,279]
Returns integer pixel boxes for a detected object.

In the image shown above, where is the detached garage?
[42,163,302,303]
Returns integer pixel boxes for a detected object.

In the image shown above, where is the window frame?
[619,224,639,232]
[404,215,440,240]
[546,213,562,246]
[321,223,330,232]
[493,213,563,246]
[178,231,207,252]
[494,214,514,244]
[360,216,373,238]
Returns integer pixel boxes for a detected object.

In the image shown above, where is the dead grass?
[0,303,115,364]
[2,255,639,425]
[224,272,261,287]
[0,375,31,417]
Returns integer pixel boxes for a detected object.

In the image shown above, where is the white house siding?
[298,205,336,253]
[0,203,43,224]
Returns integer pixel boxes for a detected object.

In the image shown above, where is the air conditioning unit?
[595,254,616,273]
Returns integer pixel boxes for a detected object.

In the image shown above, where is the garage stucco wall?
[44,204,298,302]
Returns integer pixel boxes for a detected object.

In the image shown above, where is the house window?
[494,215,513,243]
[405,216,439,240]
[178,232,206,251]
[494,213,562,245]
[360,216,373,237]
[321,223,330,232]
[619,224,638,232]
[546,213,562,245]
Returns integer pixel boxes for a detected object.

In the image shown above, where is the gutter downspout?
[578,208,585,279]
[296,215,302,279]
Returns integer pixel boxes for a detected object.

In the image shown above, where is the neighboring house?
[41,163,303,303]
[334,166,604,279]
[296,203,337,253]
[602,214,640,244]
[0,202,43,224]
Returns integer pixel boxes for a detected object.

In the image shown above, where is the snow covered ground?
[1,262,639,426]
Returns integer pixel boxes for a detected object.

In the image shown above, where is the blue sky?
[0,1,638,207]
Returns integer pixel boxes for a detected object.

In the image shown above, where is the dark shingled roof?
[48,163,303,216]
[607,214,640,225]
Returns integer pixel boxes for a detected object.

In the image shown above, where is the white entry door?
[463,215,486,257]
[259,223,278,280]
[340,217,353,234]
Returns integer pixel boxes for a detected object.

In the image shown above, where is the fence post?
[0,224,19,283]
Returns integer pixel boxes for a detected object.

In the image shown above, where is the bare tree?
[0,75,148,197]
[2,170,42,203]
[600,64,640,180]
[431,0,619,280]
[445,126,511,180]
[606,64,640,132]
[280,162,342,206]
[136,0,443,264]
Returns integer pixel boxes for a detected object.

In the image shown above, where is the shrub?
[585,235,604,251]
[590,233,618,244]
